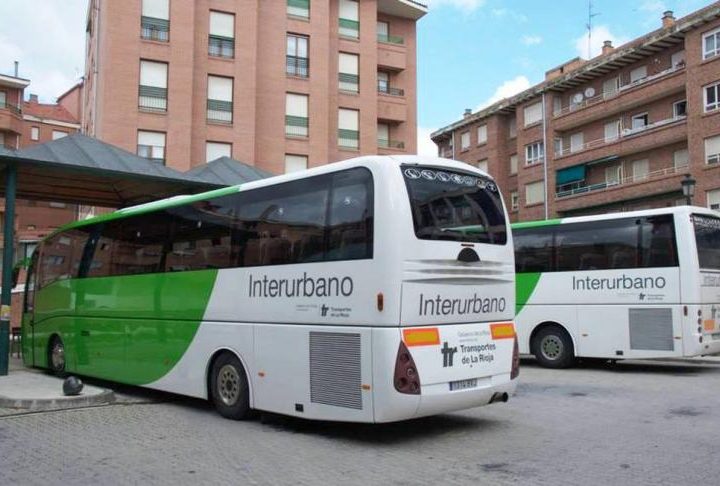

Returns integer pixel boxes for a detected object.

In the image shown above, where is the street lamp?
[681,173,696,206]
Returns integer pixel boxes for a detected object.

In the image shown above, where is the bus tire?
[210,352,251,420]
[48,335,66,376]
[532,325,575,369]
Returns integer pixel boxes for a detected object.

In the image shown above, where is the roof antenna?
[586,0,601,58]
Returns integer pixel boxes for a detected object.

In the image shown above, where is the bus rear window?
[402,166,507,245]
[693,214,720,270]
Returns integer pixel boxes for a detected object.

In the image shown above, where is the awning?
[556,165,586,186]
[585,155,620,166]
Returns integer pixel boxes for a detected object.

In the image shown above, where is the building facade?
[432,4,720,222]
[83,0,426,174]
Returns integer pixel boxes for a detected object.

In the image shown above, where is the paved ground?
[1,358,719,485]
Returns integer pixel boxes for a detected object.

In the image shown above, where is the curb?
[0,389,116,412]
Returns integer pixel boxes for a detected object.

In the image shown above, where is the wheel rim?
[217,364,240,406]
[51,341,65,370]
[540,335,564,361]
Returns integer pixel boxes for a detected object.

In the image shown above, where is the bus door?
[21,249,39,365]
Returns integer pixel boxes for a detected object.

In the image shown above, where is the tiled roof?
[23,101,79,124]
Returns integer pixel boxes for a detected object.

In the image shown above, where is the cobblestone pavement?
[1,359,719,485]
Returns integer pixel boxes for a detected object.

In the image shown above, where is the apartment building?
[432,3,720,221]
[83,0,426,175]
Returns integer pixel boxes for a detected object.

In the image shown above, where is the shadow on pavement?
[520,356,717,376]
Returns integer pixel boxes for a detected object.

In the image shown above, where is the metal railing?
[286,55,309,78]
[553,63,686,118]
[339,18,360,38]
[285,115,308,137]
[555,116,686,158]
[339,73,359,92]
[138,85,167,112]
[556,164,689,199]
[136,144,165,164]
[209,35,234,58]
[378,138,404,149]
[378,84,404,96]
[338,129,359,149]
[207,99,233,123]
[287,0,310,17]
[0,100,21,115]
[141,16,169,42]
[377,33,404,45]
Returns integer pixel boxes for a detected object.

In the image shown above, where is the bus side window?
[102,214,170,277]
[38,229,91,288]
[514,228,553,273]
[327,169,373,261]
[24,250,39,312]
[166,203,233,272]
[640,215,678,268]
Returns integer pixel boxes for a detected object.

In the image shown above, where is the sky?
[0,0,712,155]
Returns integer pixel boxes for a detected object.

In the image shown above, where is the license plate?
[449,378,478,391]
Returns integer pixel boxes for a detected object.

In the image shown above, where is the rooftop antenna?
[586,0,601,58]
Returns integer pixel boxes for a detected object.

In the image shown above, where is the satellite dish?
[572,93,584,104]
[585,87,596,98]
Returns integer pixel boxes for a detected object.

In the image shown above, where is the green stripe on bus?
[512,218,563,230]
[516,272,541,315]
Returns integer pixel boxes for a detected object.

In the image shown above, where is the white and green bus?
[21,156,519,422]
[513,207,720,368]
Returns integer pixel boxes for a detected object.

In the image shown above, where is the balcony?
[556,164,689,199]
[141,16,169,42]
[378,83,404,97]
[378,138,404,149]
[554,116,687,165]
[377,33,404,45]
[377,42,406,71]
[286,55,309,78]
[552,64,686,131]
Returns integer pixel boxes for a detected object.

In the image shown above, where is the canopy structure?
[0,134,227,374]
[187,156,273,185]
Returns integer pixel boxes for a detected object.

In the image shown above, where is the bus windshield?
[693,214,720,270]
[402,166,507,245]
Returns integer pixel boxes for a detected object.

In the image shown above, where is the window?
[477,124,487,145]
[514,226,554,273]
[0,132,4,148]
[525,141,544,165]
[673,100,687,118]
[209,11,235,58]
[285,154,308,173]
[603,77,619,97]
[137,130,166,163]
[524,101,543,126]
[553,96,562,115]
[338,108,359,149]
[377,71,402,96]
[693,215,720,270]
[206,142,231,162]
[38,229,91,289]
[525,181,545,206]
[706,135,720,165]
[510,191,519,211]
[509,154,518,175]
[30,126,39,140]
[52,130,67,140]
[673,148,689,169]
[460,131,470,150]
[631,159,649,181]
[141,0,169,42]
[554,138,562,156]
[377,122,389,148]
[570,132,584,153]
[671,50,685,67]
[138,60,168,112]
[0,91,5,108]
[207,75,233,123]
[338,53,359,92]
[707,189,720,210]
[339,0,359,39]
[286,93,308,137]
[508,116,516,138]
[477,159,488,173]
[287,0,309,18]
[704,82,720,112]
[605,165,622,185]
[287,34,309,78]
[604,120,620,142]
[703,27,720,60]
[631,112,649,129]
[630,65,647,83]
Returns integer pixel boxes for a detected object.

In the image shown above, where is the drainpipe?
[451,131,456,160]
[541,92,549,220]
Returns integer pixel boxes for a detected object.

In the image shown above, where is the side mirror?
[11,266,20,288]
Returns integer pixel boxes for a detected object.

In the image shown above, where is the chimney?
[29,94,38,103]
[14,61,18,77]
[662,10,675,28]
[602,40,614,55]
[463,108,472,118]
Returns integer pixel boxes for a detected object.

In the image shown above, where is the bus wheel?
[210,353,251,420]
[533,325,575,369]
[48,336,66,375]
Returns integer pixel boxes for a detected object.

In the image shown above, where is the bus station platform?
[0,357,114,414]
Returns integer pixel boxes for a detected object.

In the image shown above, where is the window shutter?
[206,142,231,162]
[673,149,689,168]
[142,0,169,19]
[285,154,308,173]
[477,124,487,144]
[706,135,720,163]
[140,61,167,88]
[138,131,165,147]
[339,53,359,74]
[604,120,620,141]
[524,102,543,126]
[208,76,233,101]
[339,108,359,130]
[630,66,647,83]
[286,94,308,117]
[209,11,234,38]
[525,181,545,205]
[339,0,359,20]
[477,159,488,173]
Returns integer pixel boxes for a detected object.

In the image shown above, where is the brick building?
[83,0,426,174]
[432,3,720,222]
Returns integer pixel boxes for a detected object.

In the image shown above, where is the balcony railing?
[207,99,233,123]
[339,18,360,38]
[287,0,310,18]
[556,164,689,199]
[378,84,404,97]
[285,115,308,137]
[138,85,167,112]
[137,144,165,164]
[378,138,404,149]
[141,16,169,42]
[553,63,686,118]
[377,33,404,45]
[286,55,309,78]
[338,129,359,149]
[339,73,359,92]
[209,35,234,58]
[555,116,686,158]
[0,100,21,115]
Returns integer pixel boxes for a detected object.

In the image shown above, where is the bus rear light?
[511,335,520,380]
[377,293,384,311]
[394,341,421,395]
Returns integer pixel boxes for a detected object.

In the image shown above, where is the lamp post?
[681,173,696,206]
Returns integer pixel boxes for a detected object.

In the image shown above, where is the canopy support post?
[1,163,17,375]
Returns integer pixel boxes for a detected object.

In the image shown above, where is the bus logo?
[320,304,329,317]
[441,341,458,367]
[404,168,421,179]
